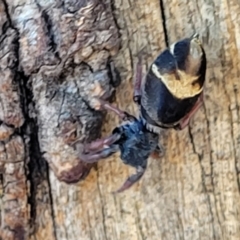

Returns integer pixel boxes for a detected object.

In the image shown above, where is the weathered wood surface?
[0,0,240,239]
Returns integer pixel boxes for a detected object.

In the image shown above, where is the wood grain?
[0,0,240,239]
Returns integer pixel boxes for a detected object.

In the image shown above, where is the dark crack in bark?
[18,71,55,238]
[233,86,240,192]
[188,126,217,240]
[202,100,223,238]
[159,0,169,47]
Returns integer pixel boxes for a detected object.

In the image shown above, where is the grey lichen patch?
[8,0,122,183]
[10,0,120,76]
[32,65,108,183]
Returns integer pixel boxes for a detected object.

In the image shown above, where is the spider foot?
[112,166,146,193]
[151,144,165,159]
[175,93,204,130]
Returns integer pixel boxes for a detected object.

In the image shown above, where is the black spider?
[78,34,207,192]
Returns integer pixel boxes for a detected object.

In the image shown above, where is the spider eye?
[112,127,120,134]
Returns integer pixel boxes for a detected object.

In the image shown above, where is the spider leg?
[133,57,143,104]
[84,133,121,152]
[151,144,165,159]
[113,165,146,193]
[79,144,119,163]
[97,98,136,121]
[176,92,204,130]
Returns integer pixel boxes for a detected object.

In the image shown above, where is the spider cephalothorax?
[78,104,160,193]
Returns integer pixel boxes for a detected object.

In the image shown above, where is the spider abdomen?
[141,72,201,128]
[140,34,207,129]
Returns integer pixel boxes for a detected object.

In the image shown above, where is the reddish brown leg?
[98,99,136,121]
[79,145,119,163]
[77,133,121,163]
[151,144,165,159]
[133,58,143,104]
[113,166,146,193]
[177,92,204,130]
[84,133,121,152]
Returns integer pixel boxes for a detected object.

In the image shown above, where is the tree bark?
[0,0,240,240]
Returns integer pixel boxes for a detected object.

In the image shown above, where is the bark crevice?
[159,0,169,47]
[18,71,55,237]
